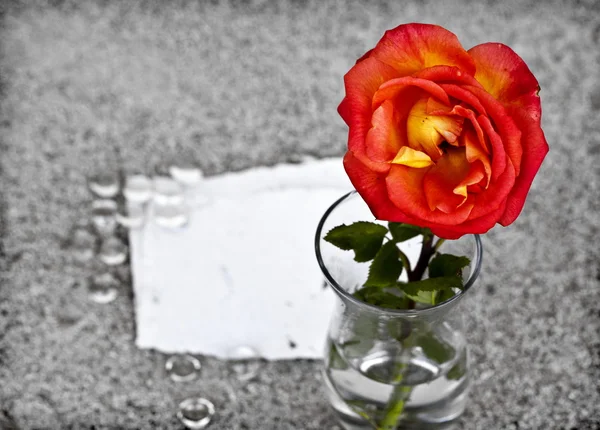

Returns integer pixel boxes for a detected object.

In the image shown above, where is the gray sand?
[1,0,599,428]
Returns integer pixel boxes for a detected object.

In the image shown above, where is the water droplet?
[228,345,262,382]
[153,176,184,205]
[115,204,145,229]
[69,227,96,262]
[165,355,202,382]
[123,174,153,204]
[153,202,189,229]
[228,345,260,360]
[88,172,120,198]
[169,163,204,186]
[98,237,128,266]
[91,199,118,237]
[88,272,119,304]
[177,397,215,430]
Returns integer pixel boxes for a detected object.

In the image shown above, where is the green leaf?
[405,290,435,305]
[415,332,455,364]
[399,275,463,296]
[324,222,388,262]
[433,287,457,305]
[387,222,426,242]
[364,241,404,288]
[428,253,471,279]
[353,286,409,310]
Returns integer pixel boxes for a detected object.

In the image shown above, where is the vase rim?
[315,190,483,317]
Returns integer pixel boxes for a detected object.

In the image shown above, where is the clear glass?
[315,192,482,430]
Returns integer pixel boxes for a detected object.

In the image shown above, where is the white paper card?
[130,158,353,359]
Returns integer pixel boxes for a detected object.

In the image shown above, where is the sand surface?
[1,0,600,428]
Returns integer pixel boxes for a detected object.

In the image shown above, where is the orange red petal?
[370,24,476,77]
[391,146,434,168]
[422,147,471,213]
[468,43,540,104]
[365,100,403,163]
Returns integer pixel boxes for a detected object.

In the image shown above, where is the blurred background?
[1,0,599,428]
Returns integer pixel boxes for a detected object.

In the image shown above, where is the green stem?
[379,384,413,430]
[375,233,436,429]
[410,233,435,282]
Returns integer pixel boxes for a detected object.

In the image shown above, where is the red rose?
[339,23,549,239]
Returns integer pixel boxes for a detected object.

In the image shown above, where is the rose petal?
[339,57,400,140]
[468,43,540,103]
[427,200,508,239]
[422,147,471,213]
[424,161,516,238]
[365,100,403,163]
[499,97,549,225]
[448,105,488,153]
[477,114,507,182]
[415,66,483,88]
[370,23,476,77]
[391,146,434,168]
[343,151,407,222]
[439,84,487,115]
[461,127,491,187]
[455,161,486,197]
[406,98,463,161]
[373,76,450,109]
[468,158,516,219]
[425,98,463,144]
[386,164,474,225]
[465,85,523,176]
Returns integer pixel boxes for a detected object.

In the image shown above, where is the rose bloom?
[339,23,549,239]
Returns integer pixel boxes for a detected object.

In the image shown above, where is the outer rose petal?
[426,200,508,239]
[465,44,548,225]
[343,151,409,223]
[499,97,548,225]
[365,100,402,162]
[370,24,476,77]
[468,43,540,103]
[339,57,400,141]
[340,57,400,174]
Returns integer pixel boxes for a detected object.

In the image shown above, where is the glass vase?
[315,191,482,430]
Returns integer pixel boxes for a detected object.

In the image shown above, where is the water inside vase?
[323,338,468,430]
